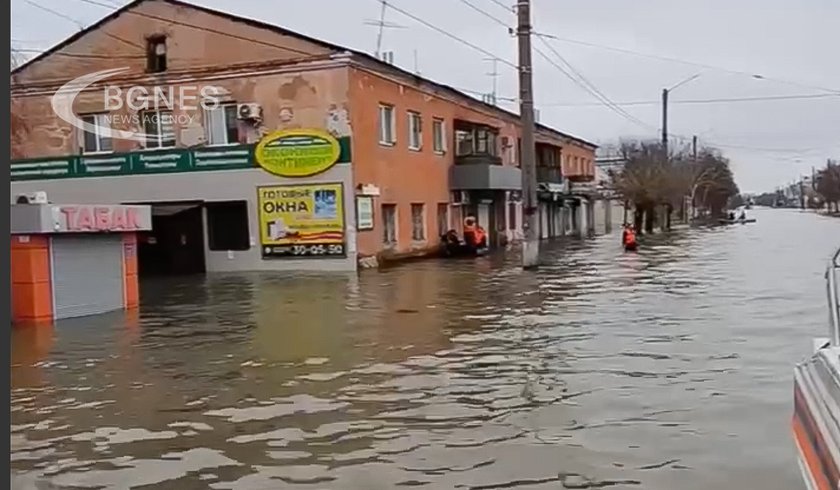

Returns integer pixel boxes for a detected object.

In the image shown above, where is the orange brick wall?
[348,67,523,257]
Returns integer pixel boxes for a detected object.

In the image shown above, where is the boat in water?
[719,218,757,225]
[792,246,840,489]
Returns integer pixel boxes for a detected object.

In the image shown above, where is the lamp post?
[661,73,702,155]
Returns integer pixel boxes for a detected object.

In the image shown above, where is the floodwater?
[11,208,840,490]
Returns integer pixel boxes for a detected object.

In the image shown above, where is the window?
[206,201,250,251]
[408,111,422,150]
[509,202,517,230]
[455,129,474,156]
[382,204,397,245]
[454,125,499,156]
[437,203,449,237]
[433,118,446,153]
[379,104,395,145]
[146,36,167,73]
[411,204,425,241]
[80,113,113,154]
[205,104,239,146]
[142,110,175,149]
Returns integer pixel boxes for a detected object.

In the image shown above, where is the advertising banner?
[257,183,346,258]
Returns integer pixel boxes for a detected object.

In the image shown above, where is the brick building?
[10,0,597,274]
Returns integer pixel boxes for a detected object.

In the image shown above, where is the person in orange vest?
[463,216,488,250]
[622,224,638,251]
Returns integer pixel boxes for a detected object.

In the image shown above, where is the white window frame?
[80,113,113,154]
[204,103,239,146]
[411,203,426,241]
[408,111,422,151]
[437,202,450,237]
[379,104,396,146]
[432,118,446,154]
[141,109,175,149]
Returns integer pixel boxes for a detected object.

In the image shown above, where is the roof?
[12,0,597,149]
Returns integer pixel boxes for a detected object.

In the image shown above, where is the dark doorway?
[135,202,206,277]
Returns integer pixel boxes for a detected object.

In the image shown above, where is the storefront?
[11,201,152,324]
[10,129,357,275]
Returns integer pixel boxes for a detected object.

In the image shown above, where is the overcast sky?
[11,0,840,192]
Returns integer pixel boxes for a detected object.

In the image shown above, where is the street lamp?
[661,73,702,154]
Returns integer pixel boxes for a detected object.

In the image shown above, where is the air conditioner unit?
[237,103,263,122]
[451,190,470,205]
[15,191,48,204]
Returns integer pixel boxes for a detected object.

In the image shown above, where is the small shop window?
[206,201,250,251]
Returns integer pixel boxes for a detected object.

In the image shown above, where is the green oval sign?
[255,129,341,178]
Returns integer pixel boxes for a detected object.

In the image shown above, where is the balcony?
[450,121,518,190]
[450,163,521,191]
[537,166,562,184]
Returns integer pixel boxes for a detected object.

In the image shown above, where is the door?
[51,235,124,320]
[478,204,490,231]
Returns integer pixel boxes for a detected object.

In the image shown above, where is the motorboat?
[439,232,489,258]
[792,246,840,489]
[719,217,757,225]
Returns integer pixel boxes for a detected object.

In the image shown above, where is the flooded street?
[11,208,840,490]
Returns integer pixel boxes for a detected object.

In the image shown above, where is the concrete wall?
[11,166,357,272]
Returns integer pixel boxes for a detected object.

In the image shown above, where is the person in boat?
[739,209,747,220]
[463,217,488,251]
[440,229,461,256]
[728,211,736,221]
[622,224,638,251]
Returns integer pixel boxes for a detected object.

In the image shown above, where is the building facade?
[10,0,597,274]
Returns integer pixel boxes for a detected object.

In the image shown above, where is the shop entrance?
[135,202,206,276]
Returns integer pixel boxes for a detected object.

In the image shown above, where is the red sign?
[60,206,143,231]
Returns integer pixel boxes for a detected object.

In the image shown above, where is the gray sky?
[11,0,840,192]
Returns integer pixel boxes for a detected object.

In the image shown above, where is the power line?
[484,0,515,13]
[538,34,840,96]
[384,0,516,68]
[541,93,840,107]
[24,0,146,52]
[534,34,657,131]
[457,0,510,29]
[70,0,322,59]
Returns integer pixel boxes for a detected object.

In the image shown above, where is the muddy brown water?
[11,208,840,489]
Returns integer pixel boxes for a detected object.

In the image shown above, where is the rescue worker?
[463,216,488,251]
[622,224,638,251]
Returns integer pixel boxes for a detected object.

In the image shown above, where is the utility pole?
[692,135,698,161]
[517,0,538,269]
[661,88,669,154]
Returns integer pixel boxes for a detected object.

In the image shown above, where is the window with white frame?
[80,113,113,154]
[141,109,175,149]
[437,203,449,237]
[379,104,396,145]
[411,203,425,241]
[433,118,446,153]
[205,103,239,145]
[382,204,397,245]
[408,111,422,150]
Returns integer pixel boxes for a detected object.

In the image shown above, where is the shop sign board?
[53,205,152,232]
[254,129,341,178]
[257,183,346,258]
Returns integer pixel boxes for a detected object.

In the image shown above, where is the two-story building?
[10,0,596,275]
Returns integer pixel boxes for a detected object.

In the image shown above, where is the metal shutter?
[51,235,124,320]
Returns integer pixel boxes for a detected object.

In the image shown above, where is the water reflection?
[11,208,840,489]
